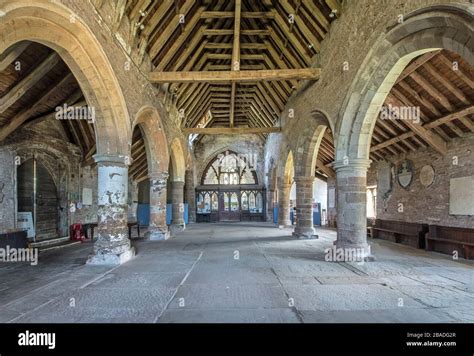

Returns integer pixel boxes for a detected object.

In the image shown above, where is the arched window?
[241,192,249,210]
[211,193,218,211]
[256,192,263,213]
[202,151,257,185]
[249,192,256,212]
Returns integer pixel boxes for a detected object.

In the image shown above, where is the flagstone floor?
[1,222,473,323]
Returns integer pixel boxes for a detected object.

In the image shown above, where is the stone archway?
[0,0,131,156]
[276,147,294,228]
[292,111,332,238]
[333,3,474,260]
[132,106,170,240]
[0,0,134,264]
[169,138,187,228]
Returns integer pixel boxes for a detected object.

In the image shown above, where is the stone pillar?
[266,188,275,222]
[292,176,317,239]
[184,170,195,223]
[277,179,292,227]
[171,180,185,228]
[333,158,373,261]
[128,180,138,222]
[87,154,135,265]
[146,172,170,240]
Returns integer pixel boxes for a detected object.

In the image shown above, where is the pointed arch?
[0,0,131,156]
[335,3,473,162]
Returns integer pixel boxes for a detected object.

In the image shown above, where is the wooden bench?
[372,219,428,249]
[0,230,28,249]
[83,222,140,240]
[426,225,474,260]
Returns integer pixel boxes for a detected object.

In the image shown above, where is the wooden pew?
[372,219,428,249]
[426,225,474,260]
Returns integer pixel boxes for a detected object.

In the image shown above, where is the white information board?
[328,188,336,208]
[17,212,35,238]
[449,176,474,215]
[82,188,93,206]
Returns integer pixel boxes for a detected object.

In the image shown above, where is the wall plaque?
[397,160,414,189]
[420,165,435,187]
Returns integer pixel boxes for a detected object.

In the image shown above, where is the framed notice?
[449,176,474,215]
[17,212,35,238]
[82,188,93,206]
[328,188,335,208]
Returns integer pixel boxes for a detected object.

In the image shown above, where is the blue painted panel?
[137,204,150,226]
[184,203,189,225]
[313,202,322,226]
[166,204,172,225]
[273,207,278,224]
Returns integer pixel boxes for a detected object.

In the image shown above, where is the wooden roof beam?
[201,11,275,19]
[149,68,321,83]
[0,52,61,115]
[181,127,281,136]
[0,73,74,141]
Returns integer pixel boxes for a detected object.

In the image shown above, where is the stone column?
[333,158,373,261]
[266,188,275,222]
[184,170,195,223]
[128,180,138,222]
[292,176,317,239]
[171,180,185,228]
[146,172,170,240]
[277,179,292,227]
[87,154,135,265]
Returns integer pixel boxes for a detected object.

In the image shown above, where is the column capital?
[279,182,292,189]
[148,171,169,181]
[333,158,371,172]
[171,180,186,185]
[93,154,132,166]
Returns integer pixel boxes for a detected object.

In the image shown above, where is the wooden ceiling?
[370,50,474,162]
[122,0,341,138]
[1,8,472,184]
[0,41,96,162]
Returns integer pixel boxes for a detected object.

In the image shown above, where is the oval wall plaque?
[420,165,435,187]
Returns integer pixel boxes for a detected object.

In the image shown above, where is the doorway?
[17,158,59,241]
[219,191,240,221]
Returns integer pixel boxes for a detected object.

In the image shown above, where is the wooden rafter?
[149,68,321,83]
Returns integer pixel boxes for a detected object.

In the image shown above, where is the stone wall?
[0,148,16,232]
[373,134,474,228]
[0,121,139,235]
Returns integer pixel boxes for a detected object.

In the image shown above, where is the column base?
[146,229,170,241]
[86,247,135,265]
[170,224,186,233]
[292,227,318,239]
[278,220,292,229]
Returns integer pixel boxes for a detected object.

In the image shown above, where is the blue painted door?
[313,202,322,226]
[137,204,150,226]
[166,204,172,225]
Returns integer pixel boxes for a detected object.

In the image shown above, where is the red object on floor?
[70,224,86,242]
